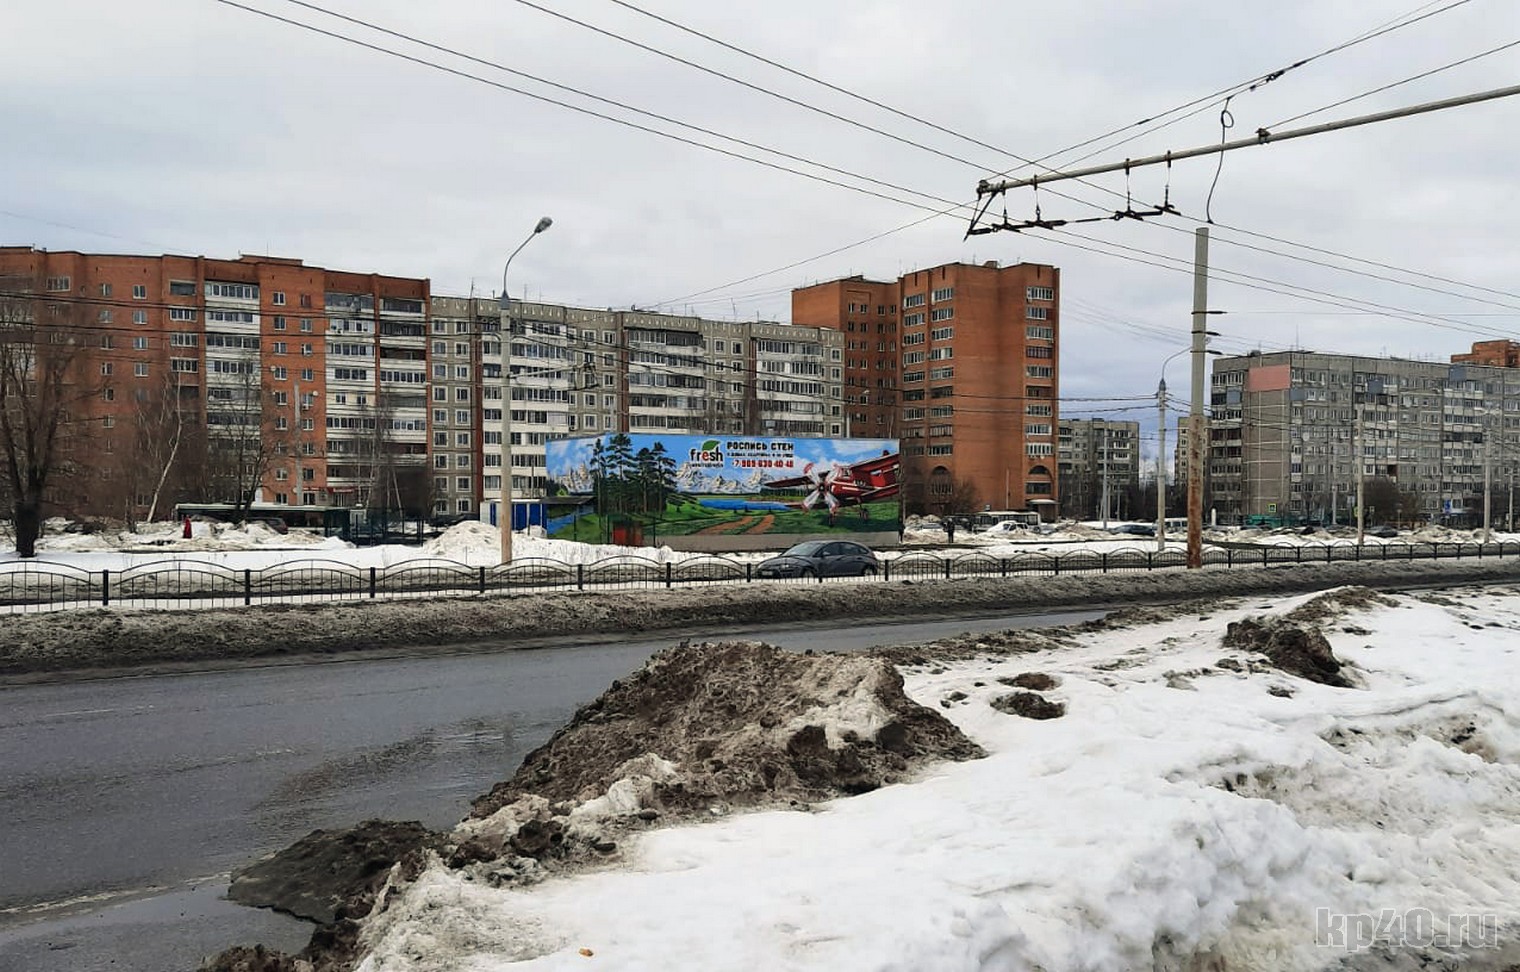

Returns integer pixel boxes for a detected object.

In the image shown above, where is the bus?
[970,510,1042,532]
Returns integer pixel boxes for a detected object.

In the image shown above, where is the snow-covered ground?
[3,517,1514,577]
[352,586,1520,971]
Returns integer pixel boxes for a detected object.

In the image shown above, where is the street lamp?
[499,216,554,564]
[1157,342,1220,552]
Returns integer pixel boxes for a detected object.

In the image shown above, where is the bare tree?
[0,278,96,557]
[205,352,290,521]
[121,364,204,526]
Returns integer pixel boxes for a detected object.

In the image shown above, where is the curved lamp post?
[499,216,553,564]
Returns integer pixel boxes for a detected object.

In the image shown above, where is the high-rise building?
[793,260,1060,517]
[1058,418,1140,521]
[1208,350,1520,525]
[0,246,429,517]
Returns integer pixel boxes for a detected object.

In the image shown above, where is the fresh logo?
[688,439,725,465]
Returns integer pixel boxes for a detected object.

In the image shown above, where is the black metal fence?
[2,541,1518,614]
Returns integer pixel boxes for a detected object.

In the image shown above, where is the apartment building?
[0,246,429,517]
[473,300,843,525]
[1208,349,1520,525]
[793,261,1061,517]
[1058,418,1140,520]
[428,296,496,517]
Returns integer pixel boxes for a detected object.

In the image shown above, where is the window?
[1027,346,1052,359]
[433,364,447,379]
[456,388,470,401]
[435,455,449,469]
[102,387,115,401]
[275,469,289,481]
[301,343,313,356]
[272,291,286,306]
[455,432,470,446]
[455,409,470,424]
[274,391,289,406]
[98,310,113,323]
[930,307,954,322]
[300,318,313,332]
[300,368,313,382]
[103,415,115,429]
[170,281,196,296]
[930,326,954,341]
[132,310,148,325]
[433,387,447,401]
[1026,365,1053,378]
[1026,306,1049,320]
[132,336,149,350]
[170,307,195,321]
[273,316,287,330]
[1026,442,1055,456]
[132,285,147,300]
[929,365,955,380]
[1026,325,1054,340]
[301,418,314,431]
[46,276,70,292]
[132,362,149,378]
[206,282,258,300]
[101,335,113,349]
[272,366,289,380]
[97,283,112,297]
[456,477,471,491]
[903,293,925,308]
[1027,285,1054,301]
[903,312,925,327]
[1025,423,1052,436]
[101,362,113,376]
[171,358,198,373]
[931,287,953,302]
[301,467,315,481]
[929,347,953,360]
[272,341,288,354]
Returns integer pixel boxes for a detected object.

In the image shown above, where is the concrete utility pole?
[1483,409,1493,542]
[1156,378,1167,552]
[1187,227,1209,570]
[1355,404,1365,545]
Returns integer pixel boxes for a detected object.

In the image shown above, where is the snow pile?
[344,587,1520,971]
[25,518,352,554]
[420,521,716,567]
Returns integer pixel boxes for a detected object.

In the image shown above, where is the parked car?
[1366,525,1399,539]
[756,540,879,579]
[1107,523,1154,537]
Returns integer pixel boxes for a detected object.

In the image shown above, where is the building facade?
[1057,418,1140,521]
[1208,350,1520,525]
[0,246,431,519]
[793,261,1060,517]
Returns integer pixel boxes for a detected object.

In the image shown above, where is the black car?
[756,540,879,579]
[1366,525,1400,539]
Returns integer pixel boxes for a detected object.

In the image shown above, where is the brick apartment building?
[793,261,1060,517]
[0,246,430,519]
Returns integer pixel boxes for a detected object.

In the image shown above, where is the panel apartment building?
[1057,418,1140,521]
[793,260,1060,516]
[1207,348,1520,525]
[474,301,845,522]
[0,246,430,517]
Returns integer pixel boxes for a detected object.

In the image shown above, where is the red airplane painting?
[760,451,901,511]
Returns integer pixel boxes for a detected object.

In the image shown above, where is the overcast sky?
[5,0,1518,448]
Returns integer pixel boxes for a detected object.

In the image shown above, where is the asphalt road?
[0,607,1101,972]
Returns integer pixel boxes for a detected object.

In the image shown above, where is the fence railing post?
[101,568,110,607]
[745,562,752,584]
[578,564,586,590]
[665,562,673,588]
[243,569,252,606]
[478,566,486,594]
[1101,552,1108,573]
[369,566,377,598]
[944,557,951,580]
[1000,558,1008,578]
